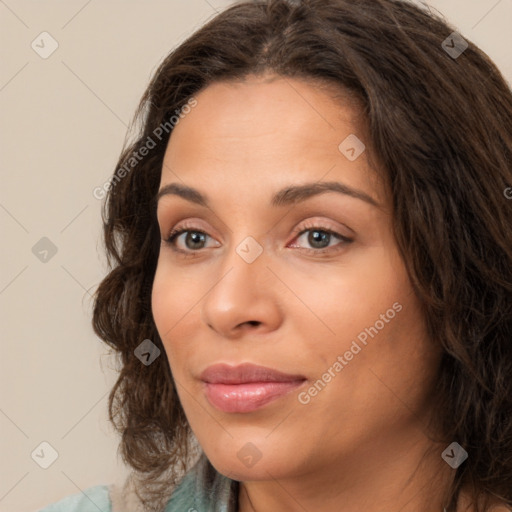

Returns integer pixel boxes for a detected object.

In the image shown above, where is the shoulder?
[37,484,111,512]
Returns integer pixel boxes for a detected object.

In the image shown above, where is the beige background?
[1,1,511,511]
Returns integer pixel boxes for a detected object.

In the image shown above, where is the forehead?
[161,75,388,208]
[170,74,361,144]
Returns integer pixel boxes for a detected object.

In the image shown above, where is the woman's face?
[152,75,442,485]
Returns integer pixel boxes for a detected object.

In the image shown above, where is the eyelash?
[162,221,353,258]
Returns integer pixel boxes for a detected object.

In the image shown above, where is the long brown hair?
[92,1,512,510]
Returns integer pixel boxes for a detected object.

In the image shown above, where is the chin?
[209,455,285,482]
[202,438,299,482]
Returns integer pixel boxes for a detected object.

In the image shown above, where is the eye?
[288,222,353,255]
[162,221,354,257]
[163,225,218,254]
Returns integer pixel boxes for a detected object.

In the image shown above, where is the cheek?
[151,262,195,366]
[310,247,411,343]
[151,266,172,328]
[318,256,430,395]
[151,260,199,333]
[328,269,434,404]
[151,267,172,340]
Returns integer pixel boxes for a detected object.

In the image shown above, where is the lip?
[200,363,306,384]
[200,363,307,413]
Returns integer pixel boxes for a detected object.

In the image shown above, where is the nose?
[200,239,283,339]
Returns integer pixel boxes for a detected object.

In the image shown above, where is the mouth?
[200,363,307,413]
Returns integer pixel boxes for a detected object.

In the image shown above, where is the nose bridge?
[200,232,280,335]
[216,207,269,270]
[210,232,268,302]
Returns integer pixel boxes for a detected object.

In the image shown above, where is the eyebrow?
[156,181,380,208]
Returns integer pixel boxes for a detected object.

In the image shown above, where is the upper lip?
[200,363,306,384]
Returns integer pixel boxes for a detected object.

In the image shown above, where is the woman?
[38,0,512,510]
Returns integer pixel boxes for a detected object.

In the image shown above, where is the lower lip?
[204,380,306,413]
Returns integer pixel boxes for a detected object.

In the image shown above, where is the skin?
[151,74,496,511]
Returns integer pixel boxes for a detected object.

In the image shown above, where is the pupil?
[309,230,329,248]
[187,232,205,249]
